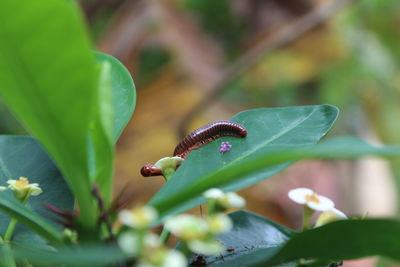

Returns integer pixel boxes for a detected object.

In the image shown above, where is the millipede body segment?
[173,120,247,158]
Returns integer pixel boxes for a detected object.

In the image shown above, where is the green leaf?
[0,197,62,245]
[0,136,72,244]
[150,105,339,219]
[0,0,98,228]
[95,52,136,141]
[202,210,294,267]
[263,219,400,266]
[88,52,136,203]
[12,244,127,267]
[151,138,400,221]
[87,61,114,204]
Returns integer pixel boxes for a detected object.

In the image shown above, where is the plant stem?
[302,206,314,231]
[3,219,17,242]
[159,228,171,245]
[4,190,32,241]
[163,168,175,181]
[0,243,16,267]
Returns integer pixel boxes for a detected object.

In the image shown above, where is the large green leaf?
[150,105,339,218]
[95,52,136,141]
[0,0,97,228]
[0,136,73,244]
[202,210,294,267]
[263,219,400,266]
[151,136,400,221]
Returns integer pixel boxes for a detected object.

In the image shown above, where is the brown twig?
[92,185,115,241]
[177,0,353,138]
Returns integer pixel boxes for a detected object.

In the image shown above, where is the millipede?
[140,120,247,177]
[173,120,247,158]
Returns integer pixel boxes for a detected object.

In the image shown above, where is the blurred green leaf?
[150,105,339,219]
[95,52,136,141]
[87,60,114,204]
[13,244,127,267]
[0,197,62,245]
[89,52,136,202]
[0,136,72,244]
[263,219,400,266]
[203,210,294,267]
[0,0,98,229]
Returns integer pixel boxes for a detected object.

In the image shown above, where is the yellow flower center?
[15,177,29,189]
[305,193,320,204]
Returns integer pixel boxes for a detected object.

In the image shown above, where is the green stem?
[179,243,192,260]
[0,243,16,267]
[5,190,32,241]
[163,168,175,181]
[3,219,17,242]
[302,206,314,231]
[159,228,171,245]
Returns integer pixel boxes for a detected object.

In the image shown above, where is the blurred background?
[3,0,400,265]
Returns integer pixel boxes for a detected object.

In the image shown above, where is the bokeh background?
[3,0,400,266]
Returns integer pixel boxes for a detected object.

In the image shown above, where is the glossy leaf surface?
[0,0,97,227]
[263,219,400,266]
[0,136,73,244]
[203,210,294,267]
[150,105,339,219]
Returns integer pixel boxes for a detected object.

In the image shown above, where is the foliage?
[0,1,399,267]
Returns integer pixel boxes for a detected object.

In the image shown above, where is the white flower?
[203,188,224,199]
[164,214,208,241]
[188,239,223,255]
[0,186,7,191]
[288,188,334,211]
[161,250,187,267]
[225,192,246,208]
[118,231,140,255]
[7,177,42,200]
[118,232,161,255]
[315,208,348,227]
[119,206,158,229]
[203,188,246,210]
[207,214,233,234]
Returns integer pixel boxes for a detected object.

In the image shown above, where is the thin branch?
[177,0,353,138]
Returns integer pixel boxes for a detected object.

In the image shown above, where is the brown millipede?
[173,120,247,158]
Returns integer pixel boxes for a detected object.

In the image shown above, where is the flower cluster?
[117,189,245,266]
[164,189,245,256]
[288,187,347,229]
[118,206,186,267]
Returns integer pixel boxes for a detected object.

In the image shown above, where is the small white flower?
[315,208,348,227]
[225,192,246,208]
[188,239,223,255]
[118,232,161,255]
[118,231,140,254]
[164,214,208,241]
[288,188,334,211]
[161,250,187,267]
[203,188,224,199]
[119,206,158,229]
[203,188,246,210]
[207,214,233,234]
[7,177,42,200]
[0,186,7,191]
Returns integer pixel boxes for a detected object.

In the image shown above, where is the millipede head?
[140,164,163,177]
